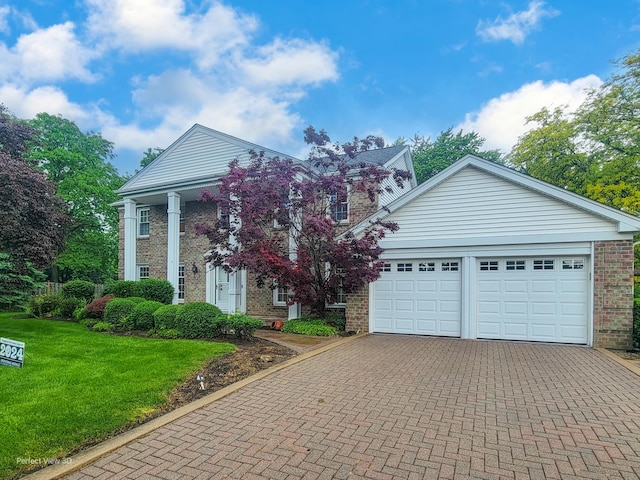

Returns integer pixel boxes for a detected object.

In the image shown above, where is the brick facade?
[345,284,369,333]
[593,239,634,349]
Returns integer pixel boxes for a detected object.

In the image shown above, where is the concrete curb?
[596,347,640,377]
[22,333,366,480]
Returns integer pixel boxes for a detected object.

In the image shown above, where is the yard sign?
[0,337,25,368]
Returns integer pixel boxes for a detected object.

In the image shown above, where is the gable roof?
[349,154,640,235]
[117,124,296,196]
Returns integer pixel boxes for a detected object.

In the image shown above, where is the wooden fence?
[35,282,104,298]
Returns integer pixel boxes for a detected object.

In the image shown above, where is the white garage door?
[373,259,461,336]
[476,257,588,344]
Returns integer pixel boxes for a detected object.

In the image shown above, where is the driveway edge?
[22,333,366,480]
[596,347,640,377]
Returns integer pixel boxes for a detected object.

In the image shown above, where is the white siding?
[125,132,253,191]
[383,166,617,241]
[378,154,412,207]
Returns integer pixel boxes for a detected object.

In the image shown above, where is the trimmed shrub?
[129,300,163,331]
[137,279,174,304]
[103,298,137,330]
[58,297,86,320]
[281,318,338,336]
[155,328,181,339]
[126,296,147,305]
[61,280,95,302]
[29,295,62,318]
[80,317,98,328]
[103,280,139,298]
[222,313,263,339]
[83,296,114,319]
[92,321,112,332]
[324,309,346,331]
[176,302,223,339]
[153,304,183,331]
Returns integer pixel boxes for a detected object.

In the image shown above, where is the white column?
[288,201,301,320]
[167,192,181,304]
[123,199,137,280]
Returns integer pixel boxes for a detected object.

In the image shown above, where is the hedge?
[103,298,137,330]
[128,300,164,331]
[175,302,222,338]
[61,280,96,302]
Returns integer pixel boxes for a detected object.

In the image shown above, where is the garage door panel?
[373,259,461,337]
[477,257,588,344]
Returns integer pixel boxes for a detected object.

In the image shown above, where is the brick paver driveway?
[67,335,640,479]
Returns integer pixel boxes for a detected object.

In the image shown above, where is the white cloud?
[476,1,559,45]
[456,75,603,154]
[0,84,88,120]
[240,38,339,88]
[0,6,10,34]
[85,0,258,68]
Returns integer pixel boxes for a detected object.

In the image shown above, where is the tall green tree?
[508,50,640,215]
[409,128,502,183]
[139,147,164,169]
[25,113,126,282]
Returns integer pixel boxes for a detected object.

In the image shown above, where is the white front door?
[206,264,230,313]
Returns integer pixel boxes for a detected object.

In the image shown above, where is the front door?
[206,264,230,313]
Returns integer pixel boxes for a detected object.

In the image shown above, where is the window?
[479,260,499,271]
[329,188,348,223]
[533,259,555,270]
[137,264,149,280]
[178,264,185,301]
[380,262,392,272]
[419,262,436,272]
[506,260,526,271]
[562,258,585,270]
[397,263,413,272]
[137,208,150,237]
[218,203,230,230]
[273,282,289,306]
[179,208,186,234]
[442,262,459,272]
[334,268,347,304]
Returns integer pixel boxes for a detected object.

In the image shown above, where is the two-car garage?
[372,256,589,344]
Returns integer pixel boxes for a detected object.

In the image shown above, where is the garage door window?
[533,259,554,270]
[442,261,459,271]
[562,258,585,270]
[419,262,435,272]
[506,259,526,271]
[397,263,413,272]
[479,260,499,271]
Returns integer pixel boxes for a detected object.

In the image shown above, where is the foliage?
[324,309,346,331]
[0,313,234,479]
[0,104,36,158]
[0,152,70,275]
[0,252,46,311]
[129,300,164,331]
[139,147,164,169]
[137,279,175,304]
[25,113,126,283]
[220,313,264,339]
[281,318,338,336]
[126,296,148,305]
[155,328,181,339]
[104,280,140,298]
[153,304,183,331]
[103,298,137,330]
[507,49,640,217]
[83,295,114,319]
[634,298,640,350]
[175,302,223,338]
[61,279,96,302]
[58,297,86,320]
[408,128,502,184]
[197,126,412,317]
[28,295,62,318]
[92,321,113,332]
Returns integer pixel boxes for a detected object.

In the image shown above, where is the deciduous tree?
[197,127,412,317]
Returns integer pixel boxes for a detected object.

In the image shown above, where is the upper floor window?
[218,203,230,230]
[138,208,150,237]
[329,188,348,223]
[180,208,186,234]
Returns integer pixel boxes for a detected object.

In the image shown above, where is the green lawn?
[0,313,235,479]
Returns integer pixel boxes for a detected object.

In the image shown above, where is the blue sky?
[1,1,639,175]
